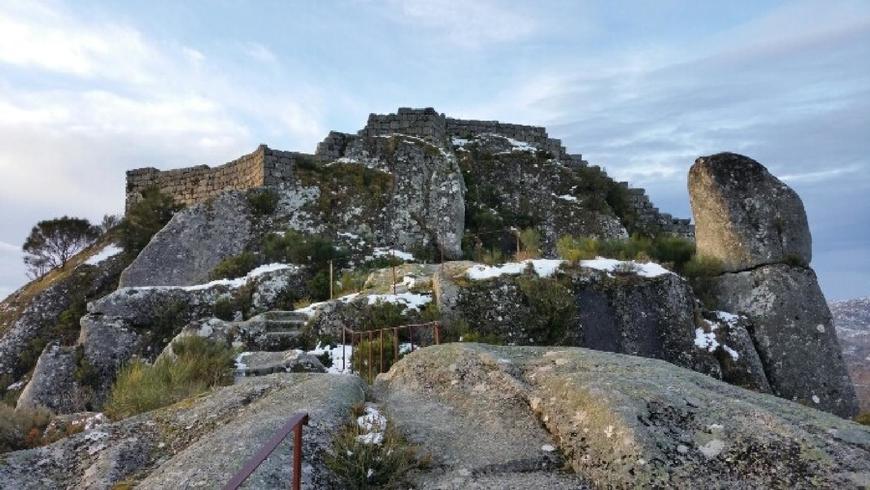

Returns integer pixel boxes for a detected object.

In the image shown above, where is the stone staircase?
[246,310,310,351]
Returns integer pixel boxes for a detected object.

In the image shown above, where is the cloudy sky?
[0,0,868,300]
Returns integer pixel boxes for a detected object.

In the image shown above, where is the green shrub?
[518,228,541,258]
[651,235,695,271]
[209,252,258,280]
[212,284,255,321]
[119,186,180,254]
[325,409,428,488]
[73,346,100,390]
[146,300,189,348]
[104,336,235,420]
[246,188,280,215]
[359,300,409,331]
[352,336,398,383]
[682,255,723,308]
[0,404,52,453]
[556,235,599,262]
[856,412,870,426]
[516,276,576,344]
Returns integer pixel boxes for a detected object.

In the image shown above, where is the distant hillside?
[831,296,870,412]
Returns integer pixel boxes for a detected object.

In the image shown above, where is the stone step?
[235,350,324,377]
[261,331,305,351]
[260,310,310,322]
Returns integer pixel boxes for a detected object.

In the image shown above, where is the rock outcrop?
[19,265,307,412]
[376,344,870,488]
[0,373,366,489]
[0,249,128,379]
[712,264,858,415]
[15,344,90,413]
[689,152,858,417]
[119,191,254,288]
[831,296,870,412]
[688,152,811,272]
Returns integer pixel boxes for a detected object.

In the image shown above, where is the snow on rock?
[466,259,565,281]
[85,244,123,265]
[366,292,431,311]
[373,247,415,262]
[136,263,297,292]
[694,328,720,352]
[579,258,672,278]
[554,193,578,202]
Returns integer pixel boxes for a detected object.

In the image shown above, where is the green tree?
[22,216,99,278]
[119,186,180,254]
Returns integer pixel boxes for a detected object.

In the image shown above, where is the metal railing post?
[342,327,346,373]
[292,423,303,490]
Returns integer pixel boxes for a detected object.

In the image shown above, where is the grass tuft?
[104,336,235,420]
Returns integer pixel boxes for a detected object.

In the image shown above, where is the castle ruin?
[125,108,692,237]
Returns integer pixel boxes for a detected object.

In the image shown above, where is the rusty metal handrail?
[342,321,441,379]
[223,412,309,490]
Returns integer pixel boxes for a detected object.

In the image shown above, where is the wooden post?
[329,260,334,300]
[391,264,397,295]
[434,322,441,345]
[380,329,384,373]
[341,328,346,373]
[368,330,373,382]
[515,229,521,256]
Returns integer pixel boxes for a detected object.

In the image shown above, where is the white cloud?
[383,0,538,48]
[244,42,277,64]
[0,241,19,254]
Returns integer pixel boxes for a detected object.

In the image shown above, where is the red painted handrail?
[342,321,441,377]
[223,412,309,490]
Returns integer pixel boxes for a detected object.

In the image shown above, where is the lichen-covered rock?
[712,264,858,417]
[327,135,467,258]
[377,344,870,488]
[445,263,723,379]
[688,152,812,272]
[373,344,586,488]
[456,134,626,253]
[235,350,325,376]
[697,310,771,392]
[119,191,254,287]
[0,373,365,489]
[77,316,142,405]
[16,344,89,413]
[0,251,128,379]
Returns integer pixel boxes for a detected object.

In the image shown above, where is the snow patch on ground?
[85,244,123,265]
[356,404,387,445]
[308,342,353,374]
[694,328,720,352]
[554,193,578,202]
[466,259,565,280]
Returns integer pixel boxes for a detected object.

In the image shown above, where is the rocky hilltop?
[0,109,866,488]
[831,296,870,412]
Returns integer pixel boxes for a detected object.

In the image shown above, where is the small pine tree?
[22,216,100,278]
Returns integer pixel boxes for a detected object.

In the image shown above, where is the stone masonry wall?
[126,107,693,238]
[125,145,308,211]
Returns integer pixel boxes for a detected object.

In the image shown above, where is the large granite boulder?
[16,344,90,413]
[0,373,366,489]
[119,191,254,287]
[688,152,858,418]
[0,250,127,379]
[443,261,727,381]
[713,264,858,416]
[376,344,870,488]
[688,152,811,272]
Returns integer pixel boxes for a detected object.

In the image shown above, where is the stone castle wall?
[125,145,307,211]
[125,107,693,238]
